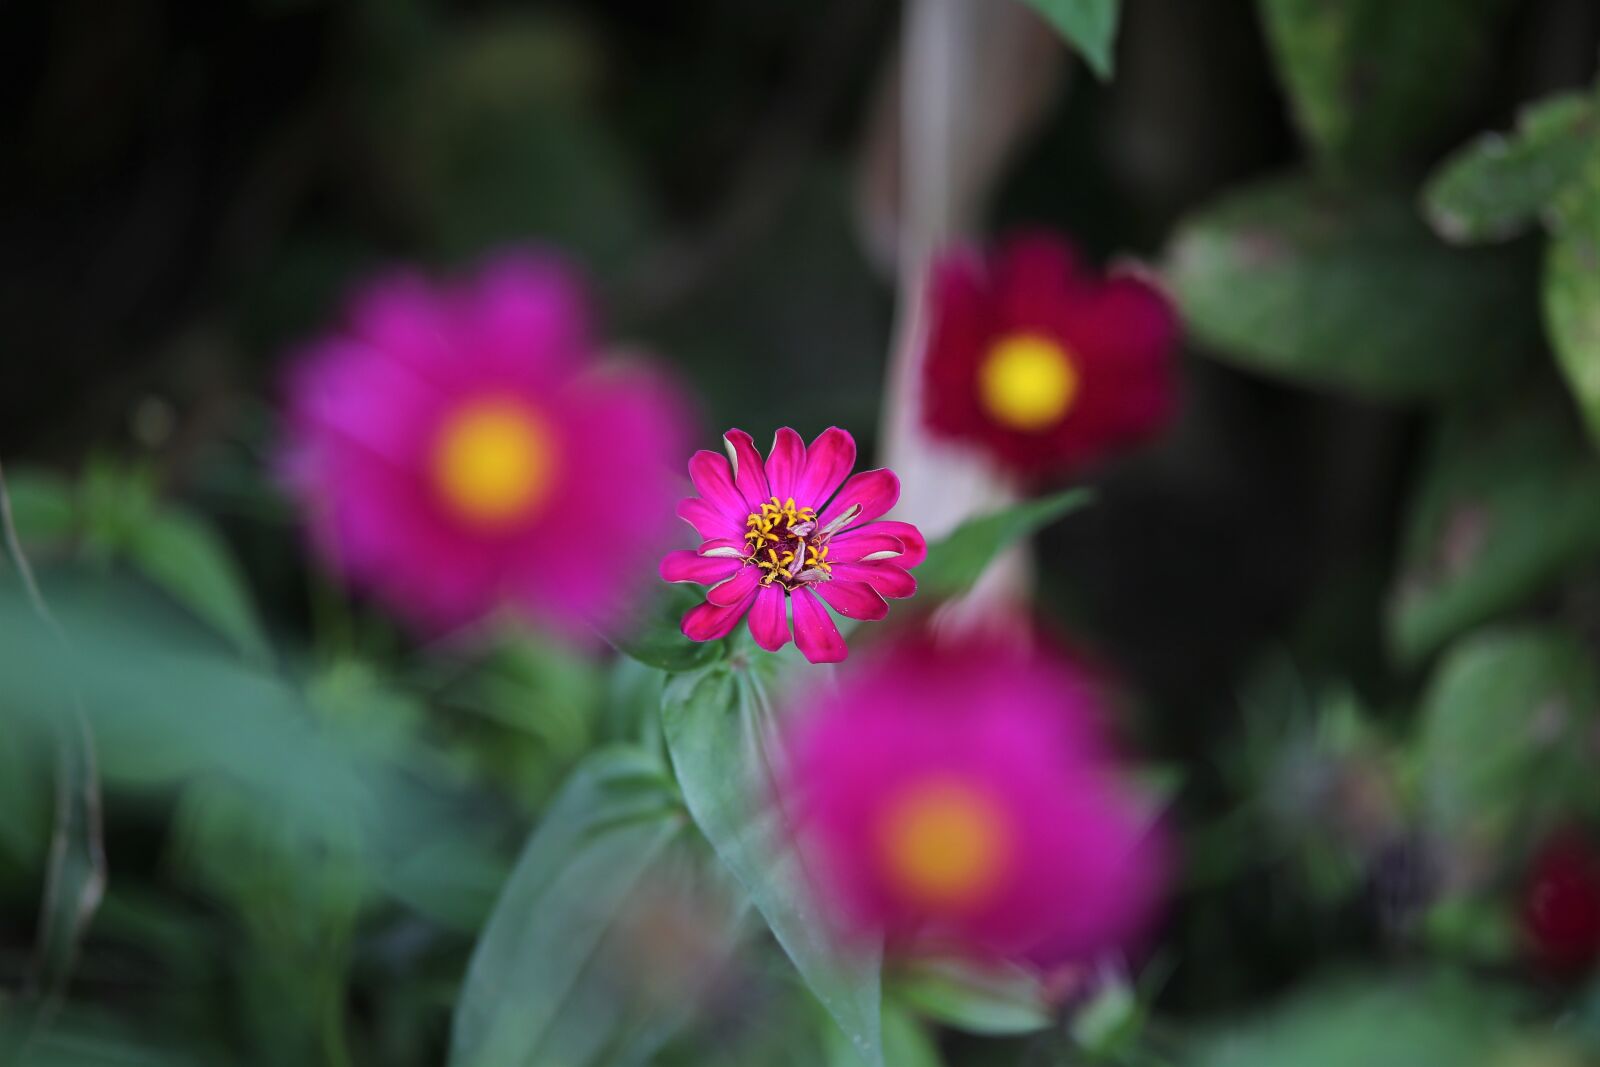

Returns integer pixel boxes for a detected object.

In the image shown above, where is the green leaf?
[1257,0,1509,175]
[0,467,77,548]
[124,509,270,664]
[1544,147,1600,452]
[916,488,1093,602]
[1194,980,1504,1067]
[1417,626,1600,840]
[452,747,740,1067]
[661,661,883,1067]
[891,957,1052,1036]
[1388,397,1600,663]
[1016,0,1121,80]
[605,583,727,673]
[1167,176,1536,399]
[1424,93,1597,244]
[825,1003,942,1067]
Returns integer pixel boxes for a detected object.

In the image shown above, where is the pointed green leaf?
[1258,0,1509,175]
[1424,92,1596,244]
[662,661,883,1067]
[451,747,742,1067]
[891,957,1051,1036]
[1167,176,1536,399]
[916,488,1092,602]
[604,583,727,673]
[1544,147,1600,452]
[1388,397,1600,663]
[1418,627,1600,840]
[124,509,270,664]
[1016,0,1121,79]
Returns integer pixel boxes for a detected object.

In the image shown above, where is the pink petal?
[698,537,748,557]
[819,469,900,530]
[678,497,742,541]
[660,550,742,586]
[831,562,916,600]
[813,579,889,621]
[707,565,762,607]
[867,520,927,568]
[794,427,856,510]
[747,585,791,651]
[765,428,807,503]
[682,591,756,642]
[689,450,750,523]
[827,529,906,563]
[723,429,772,508]
[791,588,848,663]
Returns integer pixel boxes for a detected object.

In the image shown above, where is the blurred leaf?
[1069,977,1142,1057]
[1167,176,1536,399]
[825,1003,942,1067]
[1417,626,1600,841]
[389,16,651,267]
[1257,0,1507,174]
[1016,0,1120,79]
[1389,398,1600,663]
[917,488,1093,602]
[451,747,733,1067]
[605,583,727,673]
[1424,93,1596,244]
[124,509,270,664]
[0,467,77,548]
[891,957,1052,1035]
[1194,980,1505,1067]
[1544,147,1600,453]
[661,661,884,1067]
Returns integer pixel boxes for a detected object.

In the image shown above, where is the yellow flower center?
[878,778,1011,911]
[431,398,556,528]
[977,333,1080,432]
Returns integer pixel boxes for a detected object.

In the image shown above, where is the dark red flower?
[1522,829,1600,977]
[921,232,1178,479]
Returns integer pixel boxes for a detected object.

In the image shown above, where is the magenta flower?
[661,428,925,664]
[281,251,692,635]
[786,637,1167,963]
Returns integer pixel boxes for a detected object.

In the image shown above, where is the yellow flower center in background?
[977,333,1080,432]
[431,398,556,528]
[878,778,1011,911]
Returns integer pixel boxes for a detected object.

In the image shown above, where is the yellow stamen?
[978,333,1080,432]
[878,778,1011,911]
[431,398,556,528]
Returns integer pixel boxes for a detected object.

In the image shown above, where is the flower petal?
[794,427,856,510]
[698,537,748,558]
[681,590,756,642]
[791,588,848,663]
[689,450,749,523]
[747,585,791,651]
[818,468,900,531]
[678,497,742,541]
[707,565,762,607]
[765,427,807,503]
[660,550,742,586]
[830,562,916,600]
[723,428,772,509]
[866,520,927,568]
[813,579,889,621]
[827,529,906,563]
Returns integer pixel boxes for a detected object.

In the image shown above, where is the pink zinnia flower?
[281,251,691,635]
[661,427,925,664]
[786,637,1167,963]
[923,231,1178,479]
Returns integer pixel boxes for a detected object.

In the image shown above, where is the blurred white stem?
[881,0,1040,635]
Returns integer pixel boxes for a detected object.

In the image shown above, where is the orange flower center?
[877,777,1011,911]
[978,333,1080,432]
[431,398,556,528]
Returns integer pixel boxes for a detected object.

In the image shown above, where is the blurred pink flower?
[661,427,925,664]
[281,251,692,635]
[785,637,1167,963]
